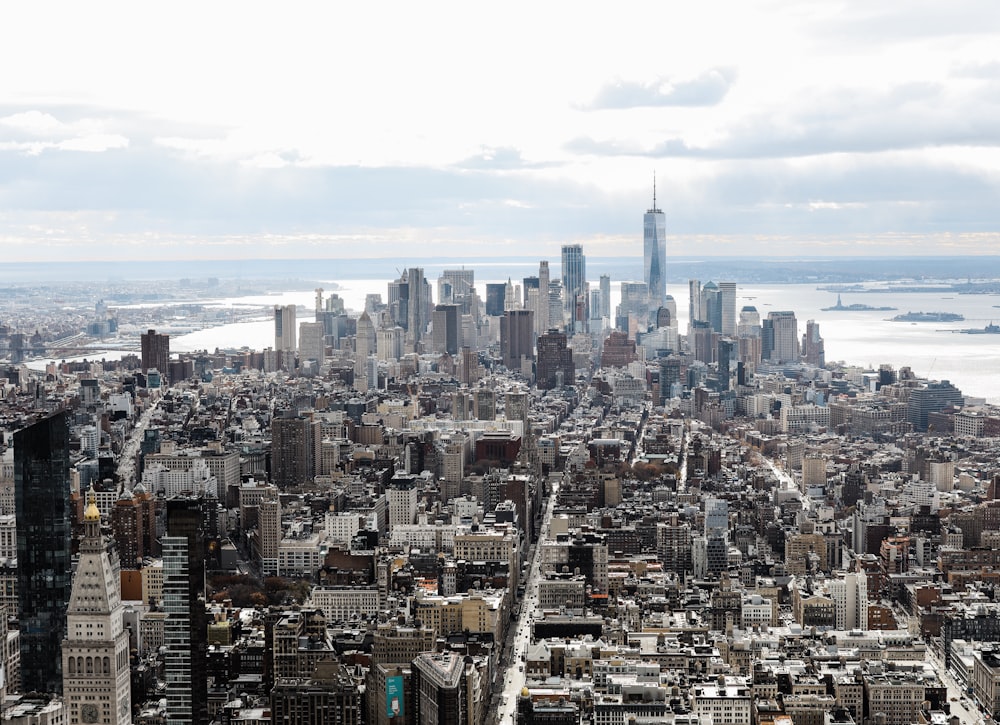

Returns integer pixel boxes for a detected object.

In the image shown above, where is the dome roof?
[84,486,101,522]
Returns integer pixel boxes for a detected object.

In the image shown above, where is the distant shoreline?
[4,255,1000,286]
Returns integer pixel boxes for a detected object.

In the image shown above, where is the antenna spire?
[653,171,657,210]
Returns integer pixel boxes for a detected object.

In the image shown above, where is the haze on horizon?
[1,1,999,263]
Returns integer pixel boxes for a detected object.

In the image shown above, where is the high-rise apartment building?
[141,328,170,380]
[62,489,132,725]
[257,494,281,576]
[643,185,666,307]
[536,329,574,390]
[163,497,209,725]
[15,410,72,694]
[271,412,321,489]
[561,244,586,326]
[111,486,160,569]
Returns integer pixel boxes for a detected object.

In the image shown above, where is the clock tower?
[62,488,132,725]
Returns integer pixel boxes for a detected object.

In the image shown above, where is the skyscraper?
[718,282,737,336]
[111,486,159,569]
[298,321,325,367]
[764,310,800,363]
[355,311,376,377]
[163,497,209,725]
[688,280,703,330]
[437,268,475,314]
[15,410,72,694]
[432,304,460,356]
[274,305,296,369]
[406,267,429,352]
[599,274,611,319]
[63,489,132,725]
[484,283,506,317]
[271,411,321,489]
[536,261,551,335]
[643,182,666,307]
[701,282,721,332]
[802,319,825,367]
[141,328,170,379]
[500,309,534,371]
[536,329,575,390]
[561,244,586,328]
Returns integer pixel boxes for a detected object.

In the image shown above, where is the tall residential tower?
[561,244,586,331]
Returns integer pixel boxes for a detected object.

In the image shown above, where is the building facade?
[15,411,72,694]
[62,490,132,725]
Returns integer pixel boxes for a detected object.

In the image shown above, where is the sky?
[1,1,1000,263]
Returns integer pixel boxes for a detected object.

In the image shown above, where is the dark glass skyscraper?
[15,410,72,694]
[164,496,210,725]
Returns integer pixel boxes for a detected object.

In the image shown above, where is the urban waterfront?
[161,278,1000,404]
[8,253,1000,725]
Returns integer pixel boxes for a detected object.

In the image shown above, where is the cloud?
[807,1,1000,48]
[456,146,556,170]
[570,80,1000,161]
[0,108,129,155]
[585,67,737,110]
[0,134,129,155]
[950,60,1000,79]
[0,110,68,135]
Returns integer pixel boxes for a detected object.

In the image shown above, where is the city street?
[115,395,161,489]
[494,474,560,725]
[926,642,988,724]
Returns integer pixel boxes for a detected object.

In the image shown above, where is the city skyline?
[1,2,999,262]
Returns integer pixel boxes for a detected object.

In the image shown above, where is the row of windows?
[66,656,115,675]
